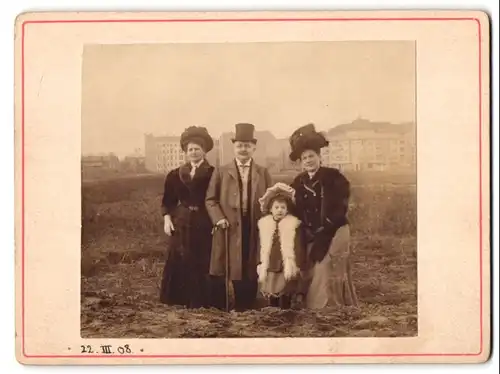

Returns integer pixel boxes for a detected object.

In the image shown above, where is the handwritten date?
[81,344,133,354]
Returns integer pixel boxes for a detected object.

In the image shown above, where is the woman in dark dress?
[159,126,215,309]
[288,124,358,309]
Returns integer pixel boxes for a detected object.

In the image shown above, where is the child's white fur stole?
[257,214,301,284]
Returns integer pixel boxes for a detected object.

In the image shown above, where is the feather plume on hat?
[288,123,329,161]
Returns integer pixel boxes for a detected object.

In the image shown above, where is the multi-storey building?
[322,119,415,172]
[143,119,415,174]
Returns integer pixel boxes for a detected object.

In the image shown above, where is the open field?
[81,173,417,338]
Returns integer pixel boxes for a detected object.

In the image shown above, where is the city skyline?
[81,116,416,179]
[82,117,415,158]
[142,117,415,174]
[82,41,415,158]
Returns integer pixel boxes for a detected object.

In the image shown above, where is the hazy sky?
[82,41,415,157]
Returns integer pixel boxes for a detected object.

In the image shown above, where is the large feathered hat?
[258,183,296,214]
[288,123,329,162]
[180,126,214,153]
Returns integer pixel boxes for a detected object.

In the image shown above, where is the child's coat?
[256,214,306,297]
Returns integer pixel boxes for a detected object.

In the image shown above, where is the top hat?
[180,126,214,153]
[289,123,329,162]
[231,123,257,144]
[258,182,296,214]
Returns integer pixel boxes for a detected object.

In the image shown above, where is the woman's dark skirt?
[159,207,213,309]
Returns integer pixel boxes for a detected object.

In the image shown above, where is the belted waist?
[179,202,205,212]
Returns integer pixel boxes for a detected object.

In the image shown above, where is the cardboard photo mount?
[14,10,491,365]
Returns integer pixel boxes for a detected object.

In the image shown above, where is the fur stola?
[257,214,301,283]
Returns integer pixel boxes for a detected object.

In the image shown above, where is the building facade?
[81,153,121,180]
[322,119,415,172]
[144,119,415,175]
[262,121,415,174]
[81,154,120,170]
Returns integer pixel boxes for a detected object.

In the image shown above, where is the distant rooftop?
[144,119,415,142]
[327,118,414,136]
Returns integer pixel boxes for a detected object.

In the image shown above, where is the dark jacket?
[161,160,214,219]
[291,166,350,263]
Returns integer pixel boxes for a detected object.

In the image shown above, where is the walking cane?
[224,226,230,313]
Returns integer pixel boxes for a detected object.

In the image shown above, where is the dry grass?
[81,172,417,338]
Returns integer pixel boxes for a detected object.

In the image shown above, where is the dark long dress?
[159,160,215,309]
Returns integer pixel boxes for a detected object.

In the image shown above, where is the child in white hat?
[256,183,307,309]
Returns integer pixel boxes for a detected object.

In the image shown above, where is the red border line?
[20,16,484,359]
[22,17,479,23]
[477,17,484,357]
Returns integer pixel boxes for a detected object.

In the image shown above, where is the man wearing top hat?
[205,123,273,312]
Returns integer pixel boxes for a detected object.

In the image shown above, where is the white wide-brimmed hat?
[258,182,296,214]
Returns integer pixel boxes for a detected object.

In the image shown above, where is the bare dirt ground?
[81,235,417,338]
[81,174,417,338]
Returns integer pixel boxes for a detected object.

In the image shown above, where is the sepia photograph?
[80,40,417,339]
